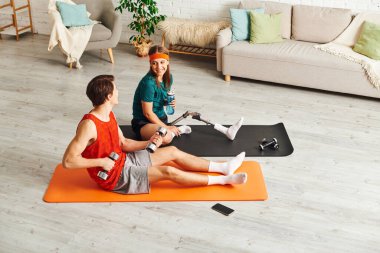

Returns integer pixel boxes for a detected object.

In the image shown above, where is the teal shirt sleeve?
[140,79,155,102]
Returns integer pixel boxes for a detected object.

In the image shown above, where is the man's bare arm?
[62,120,114,171]
[118,126,159,152]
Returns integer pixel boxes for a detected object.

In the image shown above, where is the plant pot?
[133,40,152,57]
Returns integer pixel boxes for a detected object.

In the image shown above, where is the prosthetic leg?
[169,111,244,140]
[169,111,215,126]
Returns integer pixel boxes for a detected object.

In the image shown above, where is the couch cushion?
[56,2,92,27]
[334,12,380,47]
[89,24,112,42]
[239,0,292,39]
[250,12,283,44]
[353,21,380,60]
[230,8,265,41]
[292,5,352,43]
[223,40,362,72]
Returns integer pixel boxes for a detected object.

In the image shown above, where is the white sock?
[214,117,244,140]
[171,125,192,138]
[207,173,248,185]
[209,152,245,175]
[179,125,192,134]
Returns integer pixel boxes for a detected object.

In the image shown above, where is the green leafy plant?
[115,0,166,44]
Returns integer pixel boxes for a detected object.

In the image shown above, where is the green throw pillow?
[353,21,380,60]
[249,12,283,44]
[230,8,265,41]
[56,1,92,27]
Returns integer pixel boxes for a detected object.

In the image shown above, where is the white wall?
[1,0,379,43]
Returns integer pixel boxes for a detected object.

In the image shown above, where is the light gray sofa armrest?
[216,27,232,72]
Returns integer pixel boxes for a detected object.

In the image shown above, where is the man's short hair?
[86,75,115,106]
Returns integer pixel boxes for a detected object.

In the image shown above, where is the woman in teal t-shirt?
[131,45,191,143]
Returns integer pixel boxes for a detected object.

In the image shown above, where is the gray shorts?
[113,150,152,194]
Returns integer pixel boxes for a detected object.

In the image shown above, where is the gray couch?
[216,0,380,99]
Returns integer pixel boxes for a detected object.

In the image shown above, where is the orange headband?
[149,53,169,62]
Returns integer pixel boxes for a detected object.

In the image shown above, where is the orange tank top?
[80,112,126,190]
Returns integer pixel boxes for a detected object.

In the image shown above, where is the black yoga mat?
[120,123,293,157]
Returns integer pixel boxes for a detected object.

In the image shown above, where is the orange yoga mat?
[43,161,268,203]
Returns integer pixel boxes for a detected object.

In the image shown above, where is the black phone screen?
[211,203,234,216]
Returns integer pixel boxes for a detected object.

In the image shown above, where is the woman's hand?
[167,125,181,136]
[101,157,115,172]
[149,132,163,148]
[169,99,176,108]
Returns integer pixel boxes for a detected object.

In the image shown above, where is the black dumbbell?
[97,151,120,180]
[259,138,279,150]
[146,126,168,153]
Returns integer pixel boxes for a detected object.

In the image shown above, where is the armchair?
[74,0,122,65]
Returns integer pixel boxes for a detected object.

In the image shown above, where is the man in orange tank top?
[62,75,248,194]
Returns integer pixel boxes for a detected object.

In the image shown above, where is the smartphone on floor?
[211,203,234,216]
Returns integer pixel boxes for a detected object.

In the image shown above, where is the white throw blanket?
[314,12,380,89]
[48,0,95,68]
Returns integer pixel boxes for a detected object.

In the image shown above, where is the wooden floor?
[0,34,379,253]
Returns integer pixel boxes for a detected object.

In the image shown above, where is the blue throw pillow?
[230,8,265,41]
[56,1,92,27]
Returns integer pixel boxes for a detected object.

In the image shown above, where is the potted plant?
[115,0,166,57]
